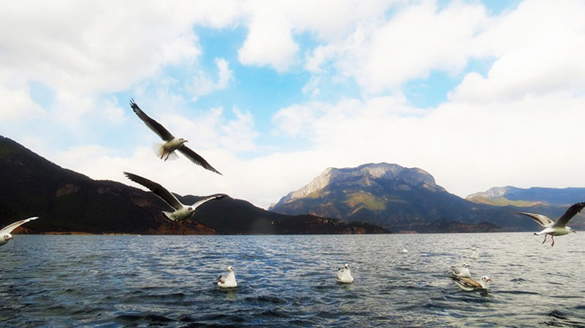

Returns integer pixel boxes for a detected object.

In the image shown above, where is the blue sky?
[1,0,585,209]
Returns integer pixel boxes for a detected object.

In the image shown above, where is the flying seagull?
[336,263,354,284]
[129,99,221,175]
[517,202,585,247]
[0,217,38,247]
[217,266,237,288]
[450,275,491,292]
[123,172,224,234]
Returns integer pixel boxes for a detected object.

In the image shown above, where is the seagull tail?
[152,143,179,161]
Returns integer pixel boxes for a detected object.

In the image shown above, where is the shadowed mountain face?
[0,136,387,235]
[269,163,567,233]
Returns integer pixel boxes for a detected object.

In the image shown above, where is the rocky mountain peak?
[270,163,442,209]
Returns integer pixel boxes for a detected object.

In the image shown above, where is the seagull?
[470,247,478,260]
[401,248,408,254]
[336,263,354,284]
[217,266,237,288]
[450,275,492,292]
[0,217,38,247]
[130,99,221,175]
[450,262,471,278]
[517,202,585,247]
[123,172,224,234]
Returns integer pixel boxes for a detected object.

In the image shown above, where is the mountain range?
[269,163,585,232]
[0,136,387,235]
[3,135,584,234]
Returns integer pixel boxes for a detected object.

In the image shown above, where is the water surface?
[1,233,585,327]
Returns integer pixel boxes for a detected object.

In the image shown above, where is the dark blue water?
[1,233,585,327]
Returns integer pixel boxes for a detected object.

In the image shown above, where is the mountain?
[269,163,555,232]
[466,186,585,207]
[0,136,387,235]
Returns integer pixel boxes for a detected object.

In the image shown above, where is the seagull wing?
[217,275,225,284]
[130,99,174,141]
[177,146,222,175]
[0,217,38,234]
[123,172,183,210]
[517,211,554,227]
[192,194,225,209]
[451,276,482,288]
[554,202,585,228]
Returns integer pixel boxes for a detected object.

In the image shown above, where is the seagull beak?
[573,230,577,233]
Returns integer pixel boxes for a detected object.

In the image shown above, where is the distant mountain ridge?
[270,163,528,233]
[0,136,387,235]
[466,186,585,207]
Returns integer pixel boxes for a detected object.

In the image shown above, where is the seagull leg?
[542,235,547,244]
[551,236,555,247]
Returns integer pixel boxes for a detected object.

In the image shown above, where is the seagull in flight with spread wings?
[1,217,38,247]
[129,99,221,175]
[124,172,224,234]
[517,202,585,247]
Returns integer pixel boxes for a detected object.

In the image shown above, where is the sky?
[1,0,585,209]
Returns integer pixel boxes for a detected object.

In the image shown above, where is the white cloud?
[0,70,45,121]
[451,0,585,102]
[0,2,204,95]
[189,58,234,101]
[238,2,299,72]
[305,1,488,93]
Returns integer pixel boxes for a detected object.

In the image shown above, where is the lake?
[1,233,585,327]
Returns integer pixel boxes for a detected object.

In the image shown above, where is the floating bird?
[217,266,237,288]
[450,262,471,278]
[130,99,221,175]
[336,263,354,284]
[0,217,38,247]
[470,247,478,260]
[450,275,492,292]
[123,172,224,234]
[401,248,408,254]
[517,202,585,247]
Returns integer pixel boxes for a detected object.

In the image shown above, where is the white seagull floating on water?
[123,172,224,234]
[450,262,471,278]
[336,264,354,284]
[130,99,221,175]
[217,266,237,288]
[450,275,492,292]
[0,217,38,247]
[470,247,478,260]
[517,202,585,247]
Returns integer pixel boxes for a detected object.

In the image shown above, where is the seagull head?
[462,263,470,268]
[344,264,350,269]
[3,234,12,241]
[226,266,233,272]
[481,276,492,282]
[569,226,577,233]
[178,138,188,144]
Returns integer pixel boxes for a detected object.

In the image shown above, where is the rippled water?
[1,233,585,327]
